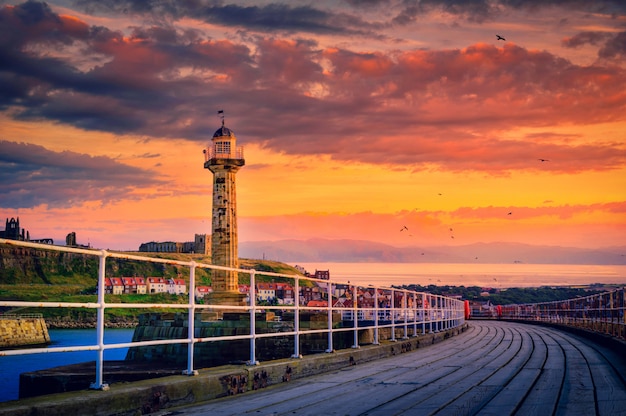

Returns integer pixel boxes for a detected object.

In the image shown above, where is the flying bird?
[496,35,506,41]
[507,212,512,215]
[400,225,409,232]
[538,158,550,162]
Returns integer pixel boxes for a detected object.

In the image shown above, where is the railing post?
[390,288,396,342]
[352,283,359,348]
[402,290,408,340]
[422,293,426,334]
[90,250,109,391]
[411,292,417,337]
[183,262,198,376]
[326,281,334,353]
[374,287,379,345]
[437,296,442,332]
[248,269,259,365]
[292,277,301,358]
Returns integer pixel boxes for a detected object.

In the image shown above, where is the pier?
[0,320,624,415]
[155,320,626,416]
[0,238,624,415]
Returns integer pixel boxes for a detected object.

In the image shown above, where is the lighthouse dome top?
[213,126,235,138]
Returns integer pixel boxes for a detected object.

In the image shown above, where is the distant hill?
[239,239,626,265]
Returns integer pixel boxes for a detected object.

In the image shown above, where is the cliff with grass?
[0,243,303,327]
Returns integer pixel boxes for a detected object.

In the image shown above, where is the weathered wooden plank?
[555,340,597,416]
[150,321,625,416]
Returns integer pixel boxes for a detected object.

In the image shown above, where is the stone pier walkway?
[152,320,626,416]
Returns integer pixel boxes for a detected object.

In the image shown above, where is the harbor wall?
[0,316,50,348]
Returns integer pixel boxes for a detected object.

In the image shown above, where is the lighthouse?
[203,113,246,306]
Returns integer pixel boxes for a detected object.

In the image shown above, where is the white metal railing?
[499,287,626,340]
[0,238,465,391]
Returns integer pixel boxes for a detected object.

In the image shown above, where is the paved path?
[152,320,626,416]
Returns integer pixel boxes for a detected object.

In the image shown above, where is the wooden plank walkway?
[150,320,626,416]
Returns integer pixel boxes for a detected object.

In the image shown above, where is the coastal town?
[104,269,377,309]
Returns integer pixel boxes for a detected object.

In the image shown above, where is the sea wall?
[126,311,426,368]
[126,312,340,367]
[0,315,50,348]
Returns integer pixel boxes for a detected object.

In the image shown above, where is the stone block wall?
[0,316,50,348]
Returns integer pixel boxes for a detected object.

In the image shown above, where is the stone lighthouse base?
[205,291,248,308]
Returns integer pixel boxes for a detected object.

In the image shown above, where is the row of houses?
[194,282,399,309]
[104,278,432,311]
[104,277,187,295]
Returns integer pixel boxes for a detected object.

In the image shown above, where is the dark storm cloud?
[0,1,257,134]
[196,4,376,35]
[500,0,626,15]
[562,31,613,49]
[599,31,626,60]
[0,141,164,208]
[72,0,626,29]
[391,0,626,25]
[74,0,382,37]
[562,30,626,61]
[2,1,626,175]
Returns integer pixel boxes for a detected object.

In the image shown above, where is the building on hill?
[167,278,187,295]
[1,217,53,245]
[135,277,147,294]
[195,286,212,299]
[314,270,330,280]
[138,234,210,254]
[104,278,124,295]
[147,277,168,294]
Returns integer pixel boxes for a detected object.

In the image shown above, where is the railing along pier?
[0,238,465,392]
[499,287,626,340]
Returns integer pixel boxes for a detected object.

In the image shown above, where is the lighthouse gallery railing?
[0,238,465,391]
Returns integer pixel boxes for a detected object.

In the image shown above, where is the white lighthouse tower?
[203,113,246,306]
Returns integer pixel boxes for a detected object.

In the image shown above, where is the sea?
[0,328,134,403]
[1,262,625,403]
[294,262,626,288]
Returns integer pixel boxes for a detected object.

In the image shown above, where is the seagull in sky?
[507,212,512,215]
[496,35,506,41]
[538,158,550,162]
[400,225,409,232]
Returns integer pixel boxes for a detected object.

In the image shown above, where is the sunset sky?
[1,0,625,255]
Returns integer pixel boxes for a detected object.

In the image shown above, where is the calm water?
[0,328,134,403]
[295,262,626,288]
